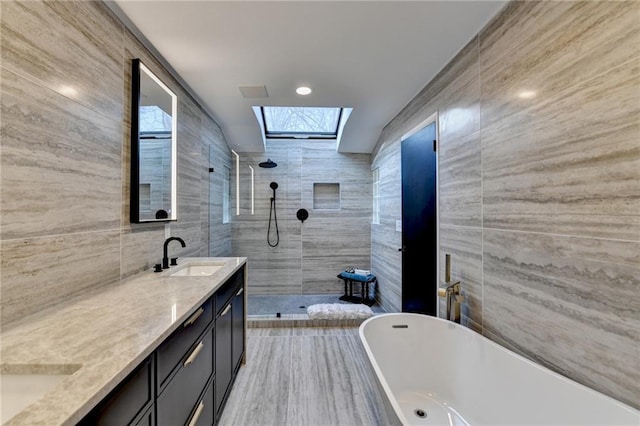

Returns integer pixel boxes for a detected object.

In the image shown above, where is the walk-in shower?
[242,153,381,319]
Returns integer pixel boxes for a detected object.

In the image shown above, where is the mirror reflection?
[131,59,177,223]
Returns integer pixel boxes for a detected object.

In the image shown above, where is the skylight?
[261,106,342,139]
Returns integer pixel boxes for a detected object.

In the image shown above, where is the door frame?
[400,111,439,317]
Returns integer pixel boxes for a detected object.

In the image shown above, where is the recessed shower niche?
[313,183,340,210]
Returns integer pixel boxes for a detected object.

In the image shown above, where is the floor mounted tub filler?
[359,313,639,426]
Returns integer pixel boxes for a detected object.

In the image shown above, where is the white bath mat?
[307,303,374,320]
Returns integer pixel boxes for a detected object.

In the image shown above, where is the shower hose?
[267,195,279,247]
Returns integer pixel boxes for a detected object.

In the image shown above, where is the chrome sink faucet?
[163,237,186,269]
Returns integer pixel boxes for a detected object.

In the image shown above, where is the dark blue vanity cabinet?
[231,284,245,374]
[157,322,213,425]
[214,300,232,420]
[214,267,245,421]
[81,266,245,425]
[79,358,154,425]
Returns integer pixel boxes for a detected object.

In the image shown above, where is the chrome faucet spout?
[163,237,186,269]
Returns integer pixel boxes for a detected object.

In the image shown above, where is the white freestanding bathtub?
[359,313,639,426]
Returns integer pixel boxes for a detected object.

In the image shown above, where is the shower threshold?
[247,293,385,317]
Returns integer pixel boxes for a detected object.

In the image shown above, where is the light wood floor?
[218,327,397,426]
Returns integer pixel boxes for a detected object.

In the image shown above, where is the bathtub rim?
[358,313,639,424]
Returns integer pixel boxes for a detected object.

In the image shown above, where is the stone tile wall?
[0,1,231,326]
[232,140,371,295]
[371,0,639,408]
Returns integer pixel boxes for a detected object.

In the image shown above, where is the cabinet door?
[133,405,154,426]
[232,288,245,372]
[80,358,153,426]
[214,301,233,418]
[187,377,214,426]
[157,329,213,426]
[214,266,244,315]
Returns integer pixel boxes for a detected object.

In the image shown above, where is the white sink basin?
[1,373,70,423]
[170,261,225,277]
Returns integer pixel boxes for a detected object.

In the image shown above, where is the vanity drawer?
[157,329,213,426]
[214,266,244,315]
[187,377,214,426]
[157,298,213,386]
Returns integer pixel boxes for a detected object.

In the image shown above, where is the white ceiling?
[112,1,506,153]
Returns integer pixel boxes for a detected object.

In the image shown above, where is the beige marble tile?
[439,131,482,227]
[302,258,370,294]
[480,1,640,127]
[205,120,233,257]
[436,38,480,143]
[482,229,640,409]
[120,224,166,279]
[371,149,402,312]
[200,140,211,230]
[376,36,479,153]
[0,68,122,239]
[0,1,124,118]
[439,224,483,328]
[482,58,640,240]
[233,217,303,294]
[1,231,120,326]
[199,222,209,257]
[167,221,204,259]
[176,98,204,225]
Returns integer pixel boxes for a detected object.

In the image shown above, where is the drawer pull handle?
[236,288,244,296]
[184,341,204,367]
[221,304,231,317]
[184,307,204,328]
[188,401,205,426]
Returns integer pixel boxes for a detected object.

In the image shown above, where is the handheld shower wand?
[267,182,279,247]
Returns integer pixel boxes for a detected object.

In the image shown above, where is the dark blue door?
[401,122,437,315]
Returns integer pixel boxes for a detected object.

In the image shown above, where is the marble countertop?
[0,257,247,425]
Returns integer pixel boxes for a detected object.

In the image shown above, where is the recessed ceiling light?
[296,86,312,95]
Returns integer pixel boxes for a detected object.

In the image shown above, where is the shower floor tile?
[247,293,386,316]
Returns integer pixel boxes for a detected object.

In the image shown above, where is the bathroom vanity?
[0,257,246,425]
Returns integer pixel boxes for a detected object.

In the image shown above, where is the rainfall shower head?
[258,159,277,168]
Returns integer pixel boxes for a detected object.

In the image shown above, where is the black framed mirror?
[131,59,177,223]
